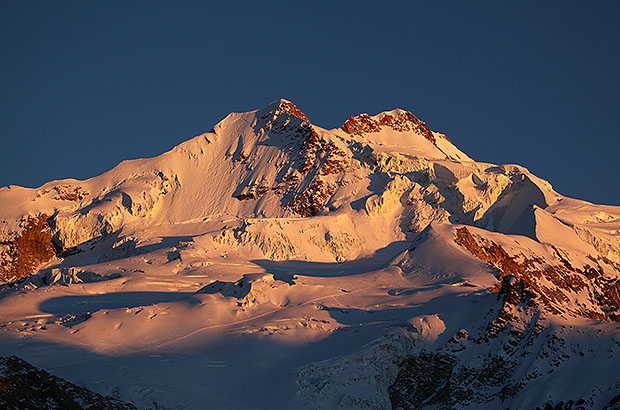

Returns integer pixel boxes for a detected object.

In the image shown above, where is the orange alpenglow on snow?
[0,99,619,409]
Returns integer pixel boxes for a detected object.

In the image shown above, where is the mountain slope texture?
[0,99,619,409]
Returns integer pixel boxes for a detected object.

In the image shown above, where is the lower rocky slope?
[0,356,136,410]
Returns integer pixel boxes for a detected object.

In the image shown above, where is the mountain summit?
[1,100,619,409]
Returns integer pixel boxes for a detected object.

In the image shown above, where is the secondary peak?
[261,98,310,123]
[341,109,436,143]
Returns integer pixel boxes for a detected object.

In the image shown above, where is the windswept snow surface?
[1,100,619,409]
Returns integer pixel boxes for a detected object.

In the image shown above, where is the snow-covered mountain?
[0,99,619,409]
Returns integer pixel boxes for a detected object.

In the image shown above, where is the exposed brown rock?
[496,275,536,306]
[342,114,382,135]
[35,185,89,201]
[341,111,437,144]
[236,106,349,216]
[0,215,57,284]
[455,226,617,321]
[598,280,620,321]
[235,186,270,201]
[277,101,310,123]
[287,180,337,217]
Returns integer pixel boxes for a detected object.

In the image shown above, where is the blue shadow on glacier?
[251,240,409,277]
[39,291,197,316]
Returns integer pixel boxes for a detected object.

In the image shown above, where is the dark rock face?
[533,396,620,410]
[389,352,515,410]
[0,355,136,410]
[0,215,57,284]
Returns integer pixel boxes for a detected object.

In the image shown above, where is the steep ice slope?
[0,99,619,409]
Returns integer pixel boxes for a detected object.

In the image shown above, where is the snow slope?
[0,99,619,409]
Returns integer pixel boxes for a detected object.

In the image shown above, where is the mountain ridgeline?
[1,100,619,409]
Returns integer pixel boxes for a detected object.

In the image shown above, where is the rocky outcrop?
[235,101,350,216]
[0,356,136,410]
[0,215,57,284]
[286,180,338,216]
[35,185,89,201]
[341,111,437,143]
[389,351,515,409]
[455,226,620,321]
[274,100,310,123]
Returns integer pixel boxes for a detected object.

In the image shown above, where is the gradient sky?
[1,1,619,205]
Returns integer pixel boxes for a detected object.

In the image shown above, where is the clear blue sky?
[1,1,619,205]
